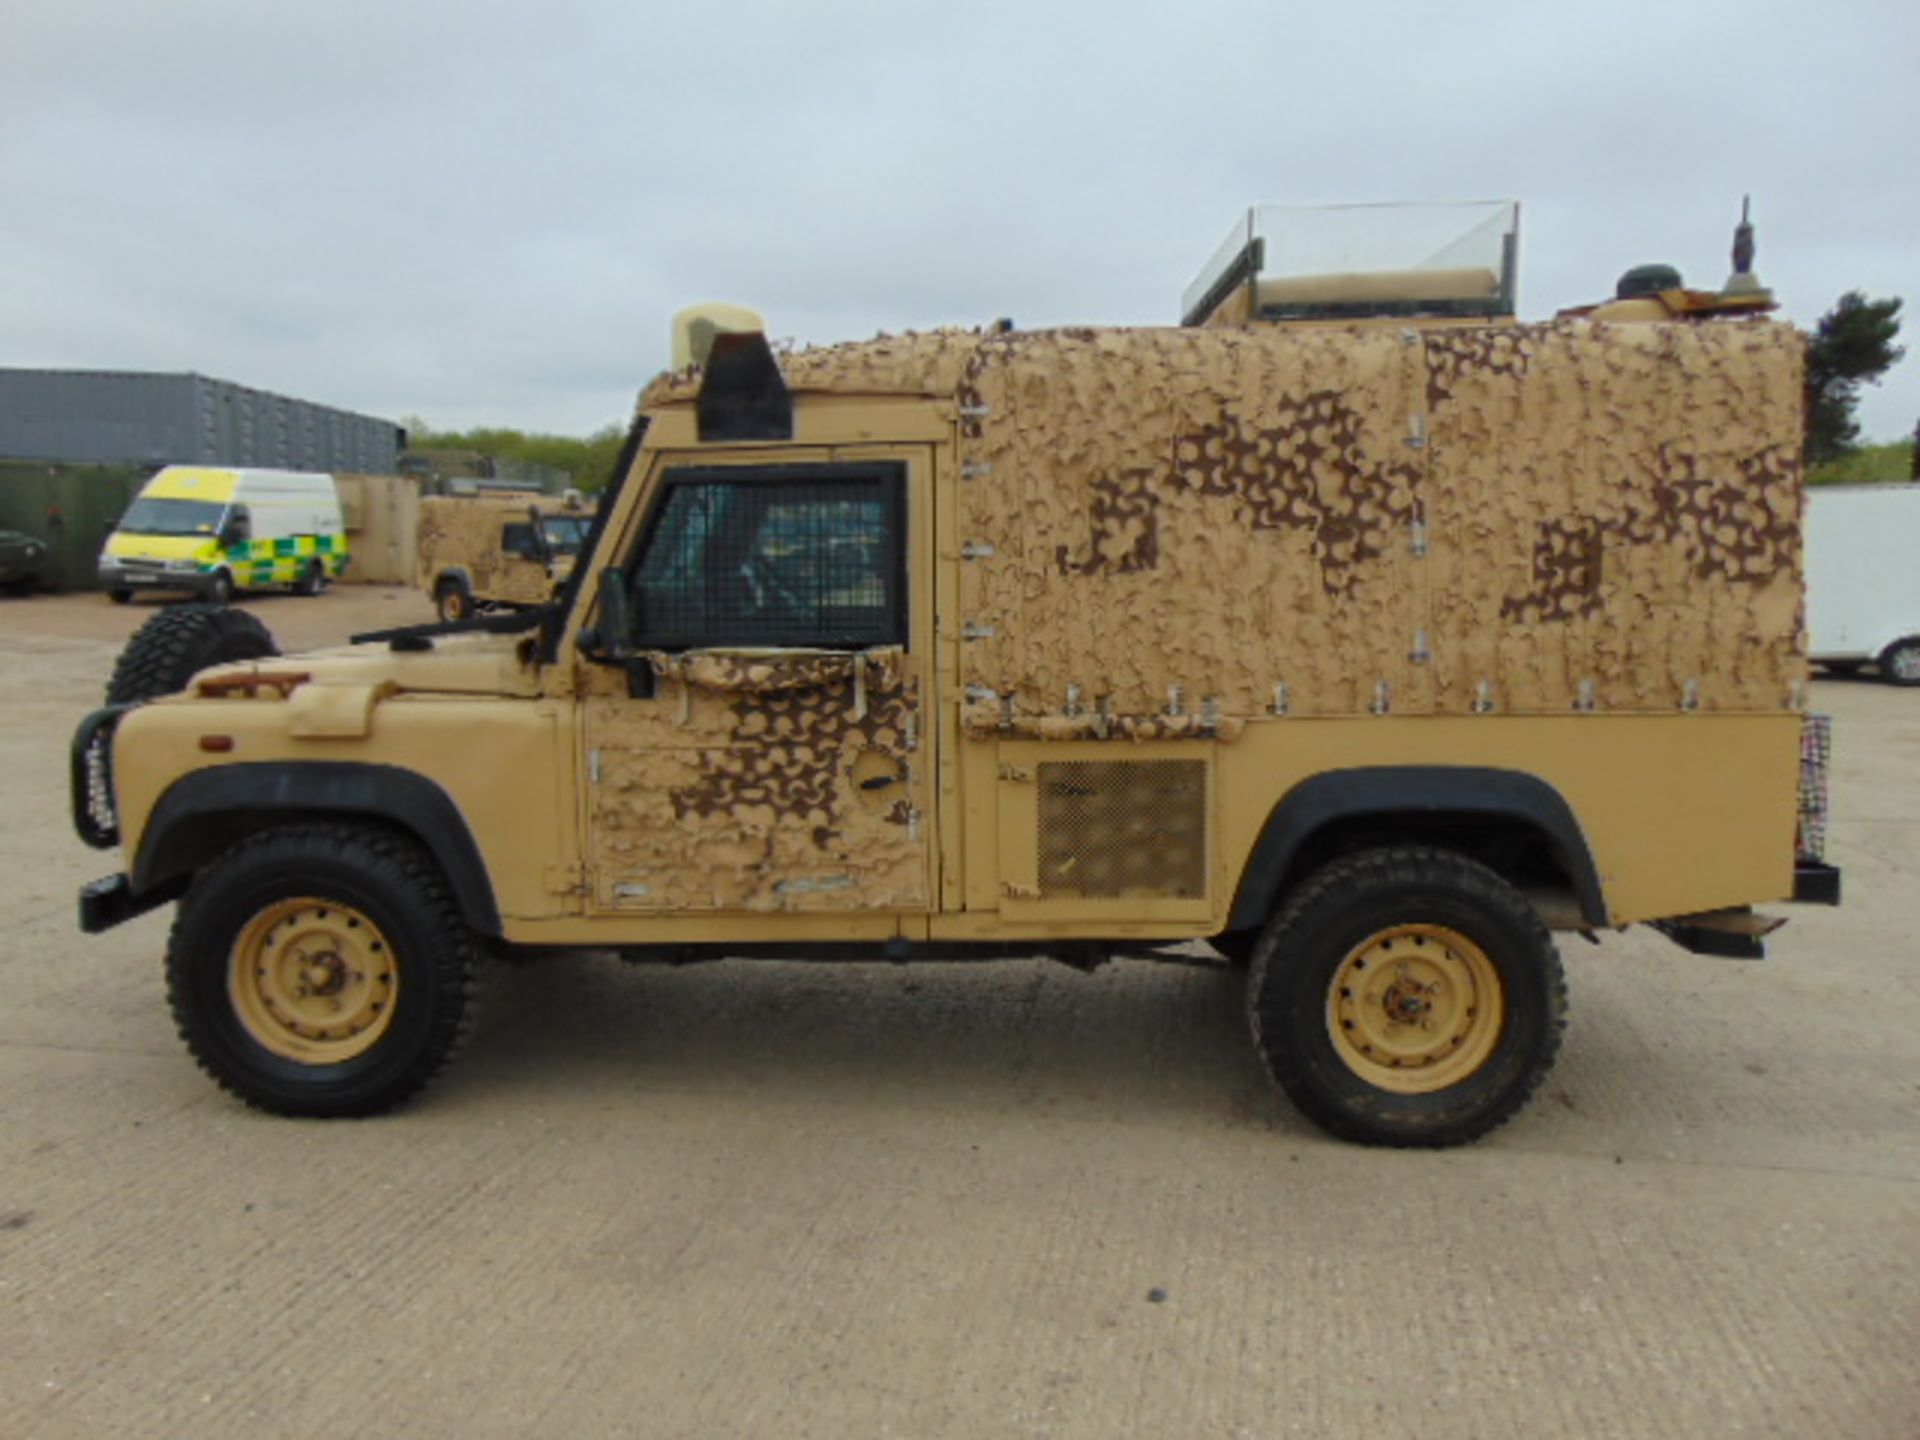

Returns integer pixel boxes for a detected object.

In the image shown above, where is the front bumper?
[79,873,183,933]
[98,561,223,596]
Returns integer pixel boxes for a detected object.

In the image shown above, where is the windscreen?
[116,497,227,537]
[542,516,590,555]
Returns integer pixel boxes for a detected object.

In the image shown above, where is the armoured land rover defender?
[417,490,593,622]
[71,202,1840,1146]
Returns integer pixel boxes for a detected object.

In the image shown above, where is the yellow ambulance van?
[98,467,346,604]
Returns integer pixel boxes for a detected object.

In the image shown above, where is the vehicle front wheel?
[107,588,132,604]
[1880,639,1920,687]
[435,578,473,623]
[293,559,325,597]
[206,569,234,606]
[166,825,477,1117]
[1246,846,1566,1148]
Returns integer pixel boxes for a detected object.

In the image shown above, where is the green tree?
[1804,292,1904,465]
[403,420,629,492]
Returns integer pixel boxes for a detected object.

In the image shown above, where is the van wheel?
[207,570,235,606]
[1880,639,1920,686]
[436,578,473,623]
[1246,846,1566,1148]
[166,825,476,1117]
[293,560,325,597]
[107,588,132,604]
[104,603,279,704]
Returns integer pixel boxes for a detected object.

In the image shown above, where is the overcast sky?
[3,1,1915,444]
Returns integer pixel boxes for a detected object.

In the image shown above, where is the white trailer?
[1806,483,1920,685]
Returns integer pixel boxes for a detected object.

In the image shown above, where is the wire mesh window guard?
[628,464,905,651]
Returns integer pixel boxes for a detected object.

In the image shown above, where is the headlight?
[26,545,42,559]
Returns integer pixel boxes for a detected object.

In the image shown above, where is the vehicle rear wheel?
[435,578,473,623]
[166,825,477,1117]
[104,603,279,704]
[1246,846,1566,1148]
[293,559,325,597]
[1879,639,1920,687]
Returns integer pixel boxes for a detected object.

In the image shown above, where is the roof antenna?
[1722,196,1767,298]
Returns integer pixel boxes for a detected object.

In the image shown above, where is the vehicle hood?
[186,629,543,704]
[104,532,215,563]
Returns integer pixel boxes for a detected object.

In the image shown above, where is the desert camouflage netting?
[646,318,1804,722]
[581,655,925,913]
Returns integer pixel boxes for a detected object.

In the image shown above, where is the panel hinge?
[1405,413,1427,450]
[1410,518,1429,557]
[587,747,602,784]
[959,540,996,560]
[1409,630,1431,665]
[958,404,991,420]
[960,461,992,479]
[1001,881,1040,901]
[961,620,996,641]
[544,862,588,896]
[998,763,1033,783]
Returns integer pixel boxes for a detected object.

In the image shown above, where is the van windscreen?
[118,498,226,537]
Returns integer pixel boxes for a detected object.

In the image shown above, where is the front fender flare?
[132,762,501,935]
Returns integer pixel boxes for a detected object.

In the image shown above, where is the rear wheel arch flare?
[1227,766,1607,932]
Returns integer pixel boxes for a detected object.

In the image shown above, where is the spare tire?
[105,604,280,705]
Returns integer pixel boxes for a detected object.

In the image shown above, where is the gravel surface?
[3,587,1915,1439]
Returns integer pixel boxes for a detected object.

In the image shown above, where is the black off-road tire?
[166,825,478,1117]
[104,603,279,704]
[435,577,473,623]
[293,559,325,597]
[1246,846,1567,1148]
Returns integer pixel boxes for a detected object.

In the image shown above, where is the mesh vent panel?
[1037,760,1206,899]
[1797,713,1832,862]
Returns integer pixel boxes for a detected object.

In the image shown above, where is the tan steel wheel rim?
[1326,924,1503,1094]
[228,898,399,1063]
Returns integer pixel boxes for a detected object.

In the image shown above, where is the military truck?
[417,490,592,621]
[70,202,1840,1146]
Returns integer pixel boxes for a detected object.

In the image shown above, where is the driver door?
[580,452,933,915]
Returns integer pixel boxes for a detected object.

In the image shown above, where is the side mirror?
[575,567,654,698]
[596,567,632,650]
[527,505,553,566]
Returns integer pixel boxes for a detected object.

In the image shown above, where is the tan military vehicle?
[72,203,1840,1146]
[417,490,592,621]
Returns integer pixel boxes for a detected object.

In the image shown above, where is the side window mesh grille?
[1037,760,1207,899]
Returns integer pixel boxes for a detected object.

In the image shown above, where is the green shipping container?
[0,461,151,592]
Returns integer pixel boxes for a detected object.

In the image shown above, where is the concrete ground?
[2,586,1915,1439]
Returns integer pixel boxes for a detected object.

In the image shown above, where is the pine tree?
[1803,292,1904,465]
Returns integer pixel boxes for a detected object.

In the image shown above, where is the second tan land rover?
[417,490,592,621]
[71,203,1839,1146]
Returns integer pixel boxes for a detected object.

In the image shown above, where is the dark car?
[0,529,49,594]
